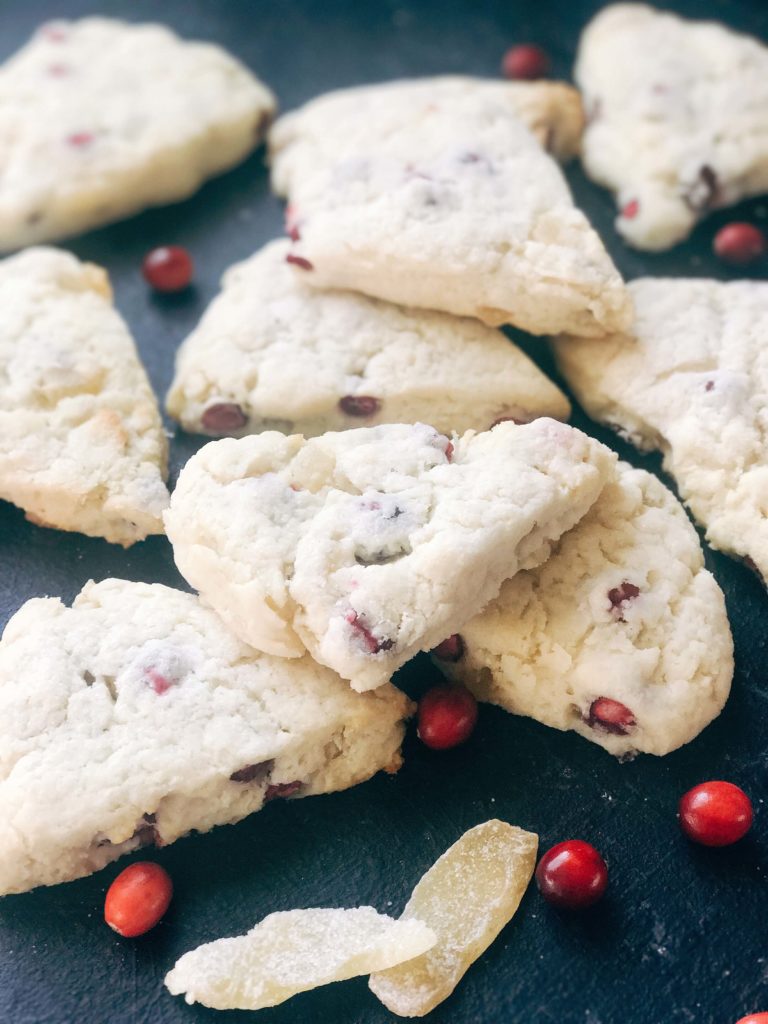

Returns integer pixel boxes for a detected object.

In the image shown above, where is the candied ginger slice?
[164,905,435,1010]
[369,819,538,1017]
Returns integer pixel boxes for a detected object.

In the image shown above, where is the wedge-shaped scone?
[555,278,768,580]
[0,247,169,545]
[271,88,630,337]
[369,820,538,1017]
[165,907,436,1010]
[436,464,733,758]
[0,18,275,249]
[0,579,410,895]
[576,4,768,251]
[165,420,616,690]
[166,239,570,438]
[269,76,584,192]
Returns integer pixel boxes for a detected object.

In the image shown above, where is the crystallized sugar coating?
[269,76,584,194]
[0,18,275,249]
[439,464,733,758]
[369,820,538,1017]
[576,4,768,251]
[0,247,169,545]
[165,907,436,1010]
[164,420,616,690]
[271,87,630,337]
[0,579,410,895]
[555,278,768,581]
[166,239,570,438]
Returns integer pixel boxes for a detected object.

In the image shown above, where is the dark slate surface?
[1,1,768,1022]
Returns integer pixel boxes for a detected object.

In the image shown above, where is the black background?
[1,2,768,1022]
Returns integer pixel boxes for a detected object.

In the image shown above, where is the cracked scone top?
[554,278,768,580]
[164,420,616,691]
[271,86,630,337]
[0,579,410,895]
[576,4,768,250]
[0,247,169,545]
[0,18,275,249]
[166,239,570,438]
[436,464,733,758]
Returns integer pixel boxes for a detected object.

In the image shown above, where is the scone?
[435,464,733,758]
[0,247,169,545]
[0,579,410,896]
[166,239,570,438]
[0,18,275,249]
[270,86,631,337]
[164,420,616,691]
[554,277,768,580]
[269,76,585,193]
[576,4,768,251]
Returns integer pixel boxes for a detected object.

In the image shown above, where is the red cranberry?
[285,204,301,241]
[608,581,640,620]
[713,223,767,266]
[501,44,550,80]
[201,402,247,435]
[735,1015,768,1024]
[535,840,608,910]
[67,132,94,148]
[431,634,464,662]
[265,781,302,801]
[621,199,640,219]
[587,697,636,735]
[346,611,394,655]
[229,762,270,783]
[104,862,173,938]
[339,395,381,417]
[443,440,454,461]
[417,685,478,750]
[142,245,193,292]
[145,668,172,695]
[679,781,753,847]
[285,253,314,271]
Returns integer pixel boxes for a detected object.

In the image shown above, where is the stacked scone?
[0,6,755,924]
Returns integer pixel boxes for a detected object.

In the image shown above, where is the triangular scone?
[0,579,410,895]
[270,90,631,337]
[554,278,768,580]
[0,248,169,545]
[435,464,733,758]
[166,239,570,438]
[164,420,616,690]
[269,76,585,195]
[576,4,768,251]
[0,18,275,250]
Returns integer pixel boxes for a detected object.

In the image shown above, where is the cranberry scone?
[0,247,169,545]
[269,76,584,192]
[271,87,630,337]
[0,18,275,250]
[0,579,410,896]
[164,420,616,690]
[554,278,768,581]
[576,4,768,251]
[166,239,570,438]
[435,464,733,758]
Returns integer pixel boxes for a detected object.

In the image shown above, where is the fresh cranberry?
[142,245,193,292]
[104,862,173,937]
[201,402,247,435]
[501,44,550,80]
[713,223,767,266]
[285,253,314,271]
[431,634,464,662]
[679,781,753,847]
[67,132,94,148]
[735,1015,768,1024]
[417,685,478,750]
[621,199,640,219]
[536,840,608,910]
[265,781,302,801]
[587,698,636,735]
[229,762,270,783]
[145,668,172,695]
[339,395,381,417]
[608,581,640,620]
[346,611,394,655]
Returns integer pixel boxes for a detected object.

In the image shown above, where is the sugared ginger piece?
[164,906,435,1010]
[369,819,538,1016]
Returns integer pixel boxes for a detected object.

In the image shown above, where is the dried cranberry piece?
[431,634,464,662]
[339,395,381,417]
[265,781,302,801]
[587,697,636,736]
[285,253,314,271]
[621,199,639,220]
[442,439,454,461]
[145,668,173,695]
[345,611,394,655]
[607,581,640,621]
[285,204,301,241]
[201,402,247,435]
[230,761,272,784]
